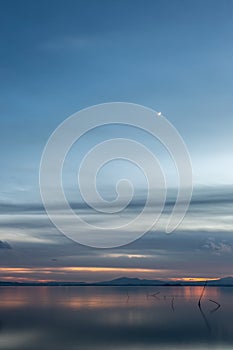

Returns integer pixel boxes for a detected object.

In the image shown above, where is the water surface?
[0,286,232,349]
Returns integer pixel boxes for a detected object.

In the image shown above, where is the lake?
[0,286,232,349]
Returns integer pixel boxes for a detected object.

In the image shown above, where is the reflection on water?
[0,286,232,349]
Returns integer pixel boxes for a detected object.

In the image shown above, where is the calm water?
[0,286,232,350]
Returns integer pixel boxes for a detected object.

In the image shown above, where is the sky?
[0,0,233,282]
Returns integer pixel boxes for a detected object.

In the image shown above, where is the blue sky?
[0,0,233,281]
[1,0,233,194]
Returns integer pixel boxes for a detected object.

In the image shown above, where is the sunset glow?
[169,277,218,282]
[0,266,168,282]
[0,267,220,283]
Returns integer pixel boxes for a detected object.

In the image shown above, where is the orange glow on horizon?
[0,266,167,282]
[169,277,218,282]
[0,267,220,283]
[0,266,164,274]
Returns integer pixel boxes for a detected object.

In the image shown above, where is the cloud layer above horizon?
[0,186,233,282]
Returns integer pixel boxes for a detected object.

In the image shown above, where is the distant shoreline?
[1,276,233,287]
[0,284,233,287]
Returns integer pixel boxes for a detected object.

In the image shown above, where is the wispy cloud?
[37,30,123,52]
[38,36,94,51]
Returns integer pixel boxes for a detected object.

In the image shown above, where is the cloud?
[201,237,233,255]
[38,34,103,52]
[0,185,233,281]
[0,240,12,249]
[39,37,89,51]
[37,30,130,53]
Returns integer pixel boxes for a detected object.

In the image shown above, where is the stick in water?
[198,280,207,308]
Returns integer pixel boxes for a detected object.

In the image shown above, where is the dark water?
[0,286,232,350]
